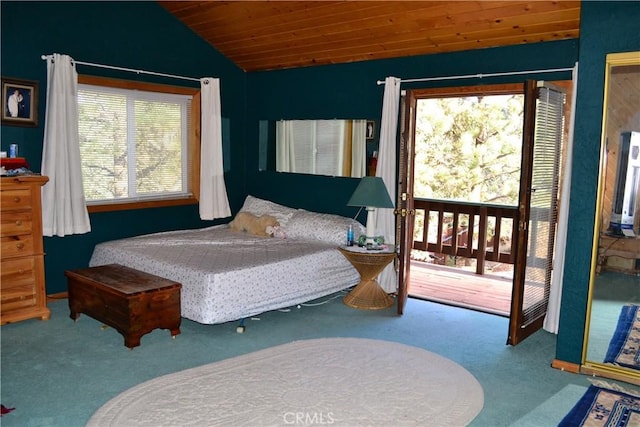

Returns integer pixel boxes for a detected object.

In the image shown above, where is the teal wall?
[556,1,640,364]
[2,1,639,365]
[1,1,247,294]
[245,40,577,218]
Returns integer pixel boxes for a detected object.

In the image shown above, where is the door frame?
[398,82,567,345]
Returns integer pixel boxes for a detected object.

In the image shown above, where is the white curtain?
[41,53,91,237]
[375,77,402,292]
[351,120,367,177]
[199,78,231,220]
[544,62,579,333]
[276,120,295,172]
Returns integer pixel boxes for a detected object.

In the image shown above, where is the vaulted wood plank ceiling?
[158,1,581,72]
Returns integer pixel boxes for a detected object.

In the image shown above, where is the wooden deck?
[408,260,514,317]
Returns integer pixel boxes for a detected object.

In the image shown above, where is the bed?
[89,196,365,324]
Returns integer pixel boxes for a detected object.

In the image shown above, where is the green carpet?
[510,385,588,426]
[1,294,591,426]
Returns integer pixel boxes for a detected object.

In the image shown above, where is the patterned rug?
[87,338,484,426]
[558,381,640,426]
[604,304,640,369]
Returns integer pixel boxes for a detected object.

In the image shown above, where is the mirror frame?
[580,51,640,385]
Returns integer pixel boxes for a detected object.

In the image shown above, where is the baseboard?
[551,358,581,374]
[47,292,68,301]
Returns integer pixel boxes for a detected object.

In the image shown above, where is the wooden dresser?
[1,175,50,324]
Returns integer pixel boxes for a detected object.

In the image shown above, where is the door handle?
[394,208,415,217]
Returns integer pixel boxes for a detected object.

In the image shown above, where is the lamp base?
[365,207,376,245]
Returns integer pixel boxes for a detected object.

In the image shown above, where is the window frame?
[77,75,201,213]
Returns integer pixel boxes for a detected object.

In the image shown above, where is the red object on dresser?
[1,157,28,170]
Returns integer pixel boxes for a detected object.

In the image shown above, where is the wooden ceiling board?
[197,3,435,43]
[158,1,581,71]
[234,22,579,71]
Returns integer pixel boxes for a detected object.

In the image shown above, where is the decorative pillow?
[238,195,297,227]
[285,209,366,246]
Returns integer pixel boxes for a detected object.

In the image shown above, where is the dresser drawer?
[1,257,37,286]
[1,188,32,211]
[0,211,33,237]
[1,258,36,311]
[1,235,34,258]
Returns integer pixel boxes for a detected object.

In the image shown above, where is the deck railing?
[412,198,518,275]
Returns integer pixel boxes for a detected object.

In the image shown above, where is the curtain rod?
[376,66,575,85]
[41,54,201,83]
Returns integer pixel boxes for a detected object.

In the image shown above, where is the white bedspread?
[89,225,359,324]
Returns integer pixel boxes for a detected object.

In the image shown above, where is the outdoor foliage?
[411,95,523,267]
[78,89,184,202]
[414,95,523,205]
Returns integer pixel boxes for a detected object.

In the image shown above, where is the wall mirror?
[582,51,640,385]
[258,119,372,177]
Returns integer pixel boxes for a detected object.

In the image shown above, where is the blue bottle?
[347,225,354,246]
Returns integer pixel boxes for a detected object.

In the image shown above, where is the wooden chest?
[65,264,182,348]
[1,175,50,325]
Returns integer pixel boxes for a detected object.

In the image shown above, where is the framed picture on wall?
[1,77,38,127]
[366,120,375,140]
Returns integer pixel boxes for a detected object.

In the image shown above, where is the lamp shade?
[347,177,394,208]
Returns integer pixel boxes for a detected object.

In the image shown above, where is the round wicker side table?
[338,246,396,310]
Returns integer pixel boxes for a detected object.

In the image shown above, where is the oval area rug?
[88,338,484,426]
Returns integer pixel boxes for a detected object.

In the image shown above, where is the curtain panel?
[41,53,91,237]
[199,78,231,220]
[351,120,367,178]
[375,76,402,293]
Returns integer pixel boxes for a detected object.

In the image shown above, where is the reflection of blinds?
[521,85,565,326]
[276,120,345,175]
[316,120,344,175]
[291,120,316,173]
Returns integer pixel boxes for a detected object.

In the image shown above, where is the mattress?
[89,225,359,324]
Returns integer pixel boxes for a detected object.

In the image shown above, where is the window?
[77,75,200,212]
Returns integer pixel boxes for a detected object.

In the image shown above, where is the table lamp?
[347,176,394,247]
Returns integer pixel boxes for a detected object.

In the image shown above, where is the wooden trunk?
[65,264,181,349]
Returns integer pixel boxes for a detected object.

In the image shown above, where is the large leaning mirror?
[258,119,373,177]
[582,51,640,385]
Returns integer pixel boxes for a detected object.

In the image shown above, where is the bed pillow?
[238,195,297,227]
[286,209,365,246]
